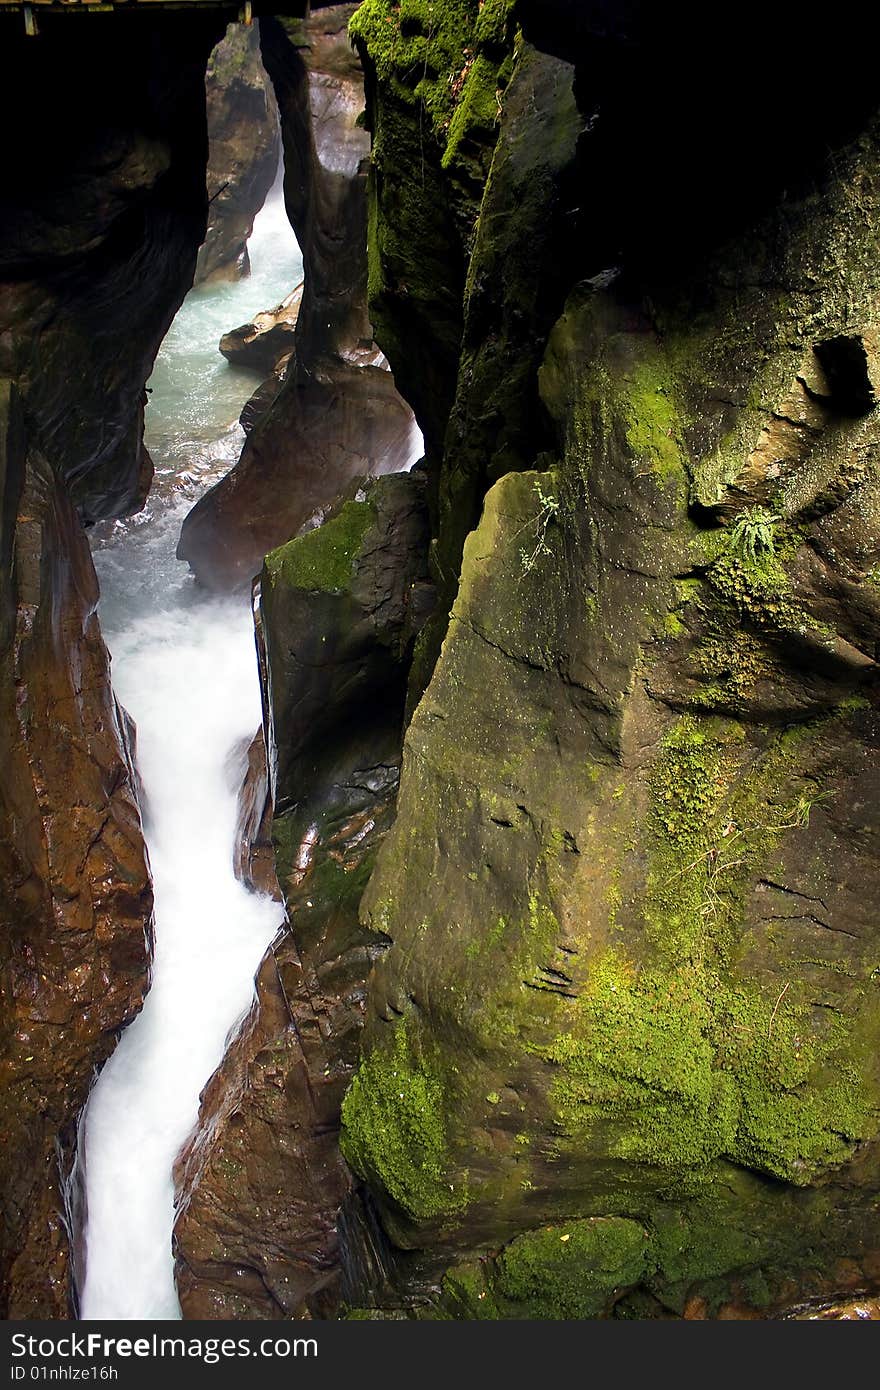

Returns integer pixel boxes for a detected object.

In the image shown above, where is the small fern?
[728,506,781,563]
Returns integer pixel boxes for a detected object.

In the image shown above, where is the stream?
[76,167,300,1320]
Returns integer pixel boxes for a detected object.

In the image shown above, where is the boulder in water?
[177,356,420,591]
[218,281,302,373]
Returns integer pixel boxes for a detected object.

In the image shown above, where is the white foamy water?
[77,161,299,1320]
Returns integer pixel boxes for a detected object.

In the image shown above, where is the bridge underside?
[0,0,295,18]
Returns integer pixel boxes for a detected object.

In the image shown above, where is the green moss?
[464,915,508,960]
[643,1186,797,1307]
[543,956,877,1189]
[438,1169,880,1320]
[351,0,474,130]
[341,1017,467,1222]
[444,1212,645,1317]
[336,101,880,1313]
[648,1205,746,1294]
[341,1307,414,1320]
[444,47,514,169]
[206,27,257,87]
[442,1217,650,1319]
[676,521,841,714]
[623,361,687,482]
[465,881,564,1049]
[268,811,297,882]
[605,870,623,930]
[350,0,517,169]
[689,627,775,708]
[708,543,801,629]
[664,513,846,717]
[263,500,374,593]
[277,16,308,47]
[543,956,739,1170]
[555,324,690,497]
[441,1263,502,1318]
[721,988,876,1181]
[649,716,733,845]
[495,1217,649,1318]
[537,714,880,1186]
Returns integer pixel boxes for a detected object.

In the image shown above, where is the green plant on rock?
[787,790,816,827]
[728,507,781,564]
[703,514,836,647]
[518,477,560,576]
[441,1216,651,1319]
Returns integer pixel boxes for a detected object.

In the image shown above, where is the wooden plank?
[0,0,234,7]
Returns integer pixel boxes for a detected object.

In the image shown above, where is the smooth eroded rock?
[177,7,420,592]
[219,282,302,372]
[195,22,280,286]
[177,355,419,591]
[229,727,281,901]
[173,472,433,1318]
[0,10,224,1313]
[0,385,153,1317]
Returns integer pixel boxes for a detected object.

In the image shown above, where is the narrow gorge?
[77,112,299,1318]
[2,0,880,1327]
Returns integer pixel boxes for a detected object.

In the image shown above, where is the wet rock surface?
[332,0,880,1318]
[183,358,417,591]
[0,385,153,1317]
[260,472,434,810]
[177,7,419,592]
[219,282,302,372]
[6,0,880,1325]
[0,12,223,1315]
[239,353,294,436]
[196,23,281,287]
[173,472,432,1318]
[230,728,281,902]
[0,15,223,525]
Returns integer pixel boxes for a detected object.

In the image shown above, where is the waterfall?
[76,165,298,1321]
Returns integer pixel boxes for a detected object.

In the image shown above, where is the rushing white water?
[77,165,300,1320]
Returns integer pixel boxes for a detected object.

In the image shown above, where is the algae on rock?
[339,61,880,1313]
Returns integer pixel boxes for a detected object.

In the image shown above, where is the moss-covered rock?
[443,1216,650,1318]
[350,0,521,463]
[264,498,375,595]
[175,472,435,1318]
[340,96,880,1315]
[259,473,434,809]
[341,1017,467,1223]
[350,0,518,167]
